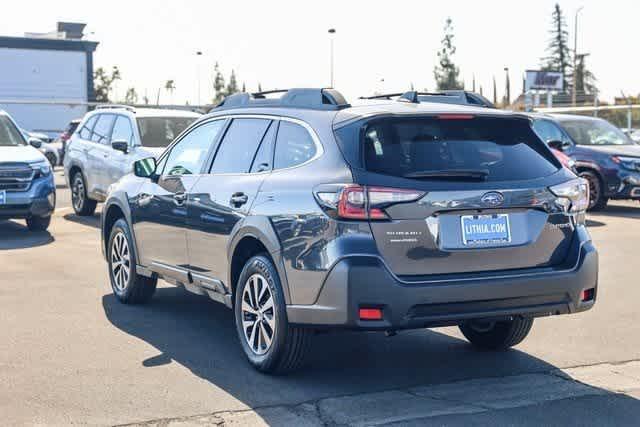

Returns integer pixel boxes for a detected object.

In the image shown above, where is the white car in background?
[64,105,200,215]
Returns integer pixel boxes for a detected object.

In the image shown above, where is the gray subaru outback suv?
[101,88,598,374]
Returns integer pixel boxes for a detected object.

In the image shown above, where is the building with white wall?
[0,23,98,138]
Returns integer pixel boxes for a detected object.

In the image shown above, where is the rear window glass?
[335,116,559,182]
[137,117,197,148]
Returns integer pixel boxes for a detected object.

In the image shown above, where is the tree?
[213,62,226,103]
[225,69,239,96]
[164,80,176,102]
[258,83,263,93]
[124,88,138,104]
[541,3,571,91]
[492,76,497,105]
[94,66,121,102]
[241,82,246,92]
[433,18,463,90]
[574,55,597,94]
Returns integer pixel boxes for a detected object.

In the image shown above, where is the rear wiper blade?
[403,169,489,180]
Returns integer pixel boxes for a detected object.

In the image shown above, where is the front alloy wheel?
[241,274,276,355]
[110,231,131,292]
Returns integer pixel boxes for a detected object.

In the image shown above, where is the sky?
[1,0,637,105]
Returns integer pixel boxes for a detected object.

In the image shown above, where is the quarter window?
[532,120,567,144]
[274,121,317,169]
[79,115,97,140]
[211,118,271,174]
[161,120,225,176]
[250,121,278,173]
[91,114,115,144]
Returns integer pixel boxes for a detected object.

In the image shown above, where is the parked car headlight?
[31,161,52,178]
[550,178,589,213]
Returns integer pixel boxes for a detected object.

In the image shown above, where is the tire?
[459,317,534,351]
[71,171,97,216]
[45,152,57,167]
[108,218,157,304]
[579,170,608,211]
[26,215,51,231]
[234,254,312,374]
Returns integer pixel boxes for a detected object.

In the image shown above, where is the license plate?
[0,190,5,205]
[461,214,511,246]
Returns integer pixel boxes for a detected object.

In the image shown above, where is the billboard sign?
[525,70,563,92]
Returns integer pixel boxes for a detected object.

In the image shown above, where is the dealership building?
[0,22,98,138]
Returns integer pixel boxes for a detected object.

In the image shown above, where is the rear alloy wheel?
[108,218,157,304]
[579,170,608,211]
[71,172,97,216]
[234,255,312,374]
[459,317,534,350]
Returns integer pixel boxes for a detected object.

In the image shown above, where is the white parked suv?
[64,106,200,215]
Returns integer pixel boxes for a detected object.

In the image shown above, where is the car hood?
[0,145,47,164]
[580,144,640,157]
[136,146,166,158]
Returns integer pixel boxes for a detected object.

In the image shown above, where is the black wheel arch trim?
[226,216,291,304]
[101,194,139,263]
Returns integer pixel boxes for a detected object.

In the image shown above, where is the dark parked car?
[101,89,597,373]
[531,114,640,210]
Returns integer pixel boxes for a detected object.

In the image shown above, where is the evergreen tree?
[225,69,239,96]
[213,62,226,103]
[541,3,572,91]
[124,88,138,104]
[242,82,246,92]
[433,18,463,90]
[492,76,497,105]
[575,55,597,94]
[258,83,263,92]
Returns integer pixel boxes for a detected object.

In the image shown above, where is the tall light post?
[504,67,510,107]
[572,6,584,107]
[196,51,203,106]
[328,28,336,88]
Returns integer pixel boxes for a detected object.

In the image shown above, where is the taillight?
[316,185,425,220]
[550,178,590,213]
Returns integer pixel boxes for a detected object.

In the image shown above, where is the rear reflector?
[359,308,383,320]
[581,288,595,302]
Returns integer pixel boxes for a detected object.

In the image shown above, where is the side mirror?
[547,140,567,151]
[111,139,129,154]
[28,137,42,149]
[134,157,157,178]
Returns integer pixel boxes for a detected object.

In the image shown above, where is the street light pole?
[572,6,584,107]
[196,51,203,106]
[328,28,336,88]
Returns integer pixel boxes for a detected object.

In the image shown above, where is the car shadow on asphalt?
[590,203,640,219]
[101,286,640,418]
[0,220,54,250]
[63,213,101,229]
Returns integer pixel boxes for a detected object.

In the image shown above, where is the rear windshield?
[335,116,559,182]
[136,117,197,148]
[0,115,26,147]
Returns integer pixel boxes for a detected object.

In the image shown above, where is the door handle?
[230,192,249,207]
[138,193,154,207]
[174,192,187,206]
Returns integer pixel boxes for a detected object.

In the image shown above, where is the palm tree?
[164,80,176,103]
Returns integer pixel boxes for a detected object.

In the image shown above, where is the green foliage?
[575,55,597,94]
[541,3,571,91]
[94,66,121,102]
[226,70,238,96]
[124,88,138,104]
[213,62,226,103]
[433,18,463,90]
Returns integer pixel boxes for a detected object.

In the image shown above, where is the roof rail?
[211,88,350,111]
[397,91,462,103]
[95,104,136,112]
[359,93,406,100]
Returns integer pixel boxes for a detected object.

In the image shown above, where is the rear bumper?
[287,227,598,330]
[0,176,55,220]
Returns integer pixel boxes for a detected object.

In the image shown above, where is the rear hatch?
[334,114,576,278]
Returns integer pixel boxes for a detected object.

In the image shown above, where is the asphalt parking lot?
[1,169,640,426]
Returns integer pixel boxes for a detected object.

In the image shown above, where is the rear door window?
[91,114,115,144]
[211,118,271,174]
[274,121,317,169]
[79,115,97,140]
[532,119,569,144]
[337,116,559,182]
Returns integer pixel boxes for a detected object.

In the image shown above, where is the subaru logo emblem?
[481,192,504,207]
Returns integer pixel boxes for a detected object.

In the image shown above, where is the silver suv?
[64,106,200,215]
